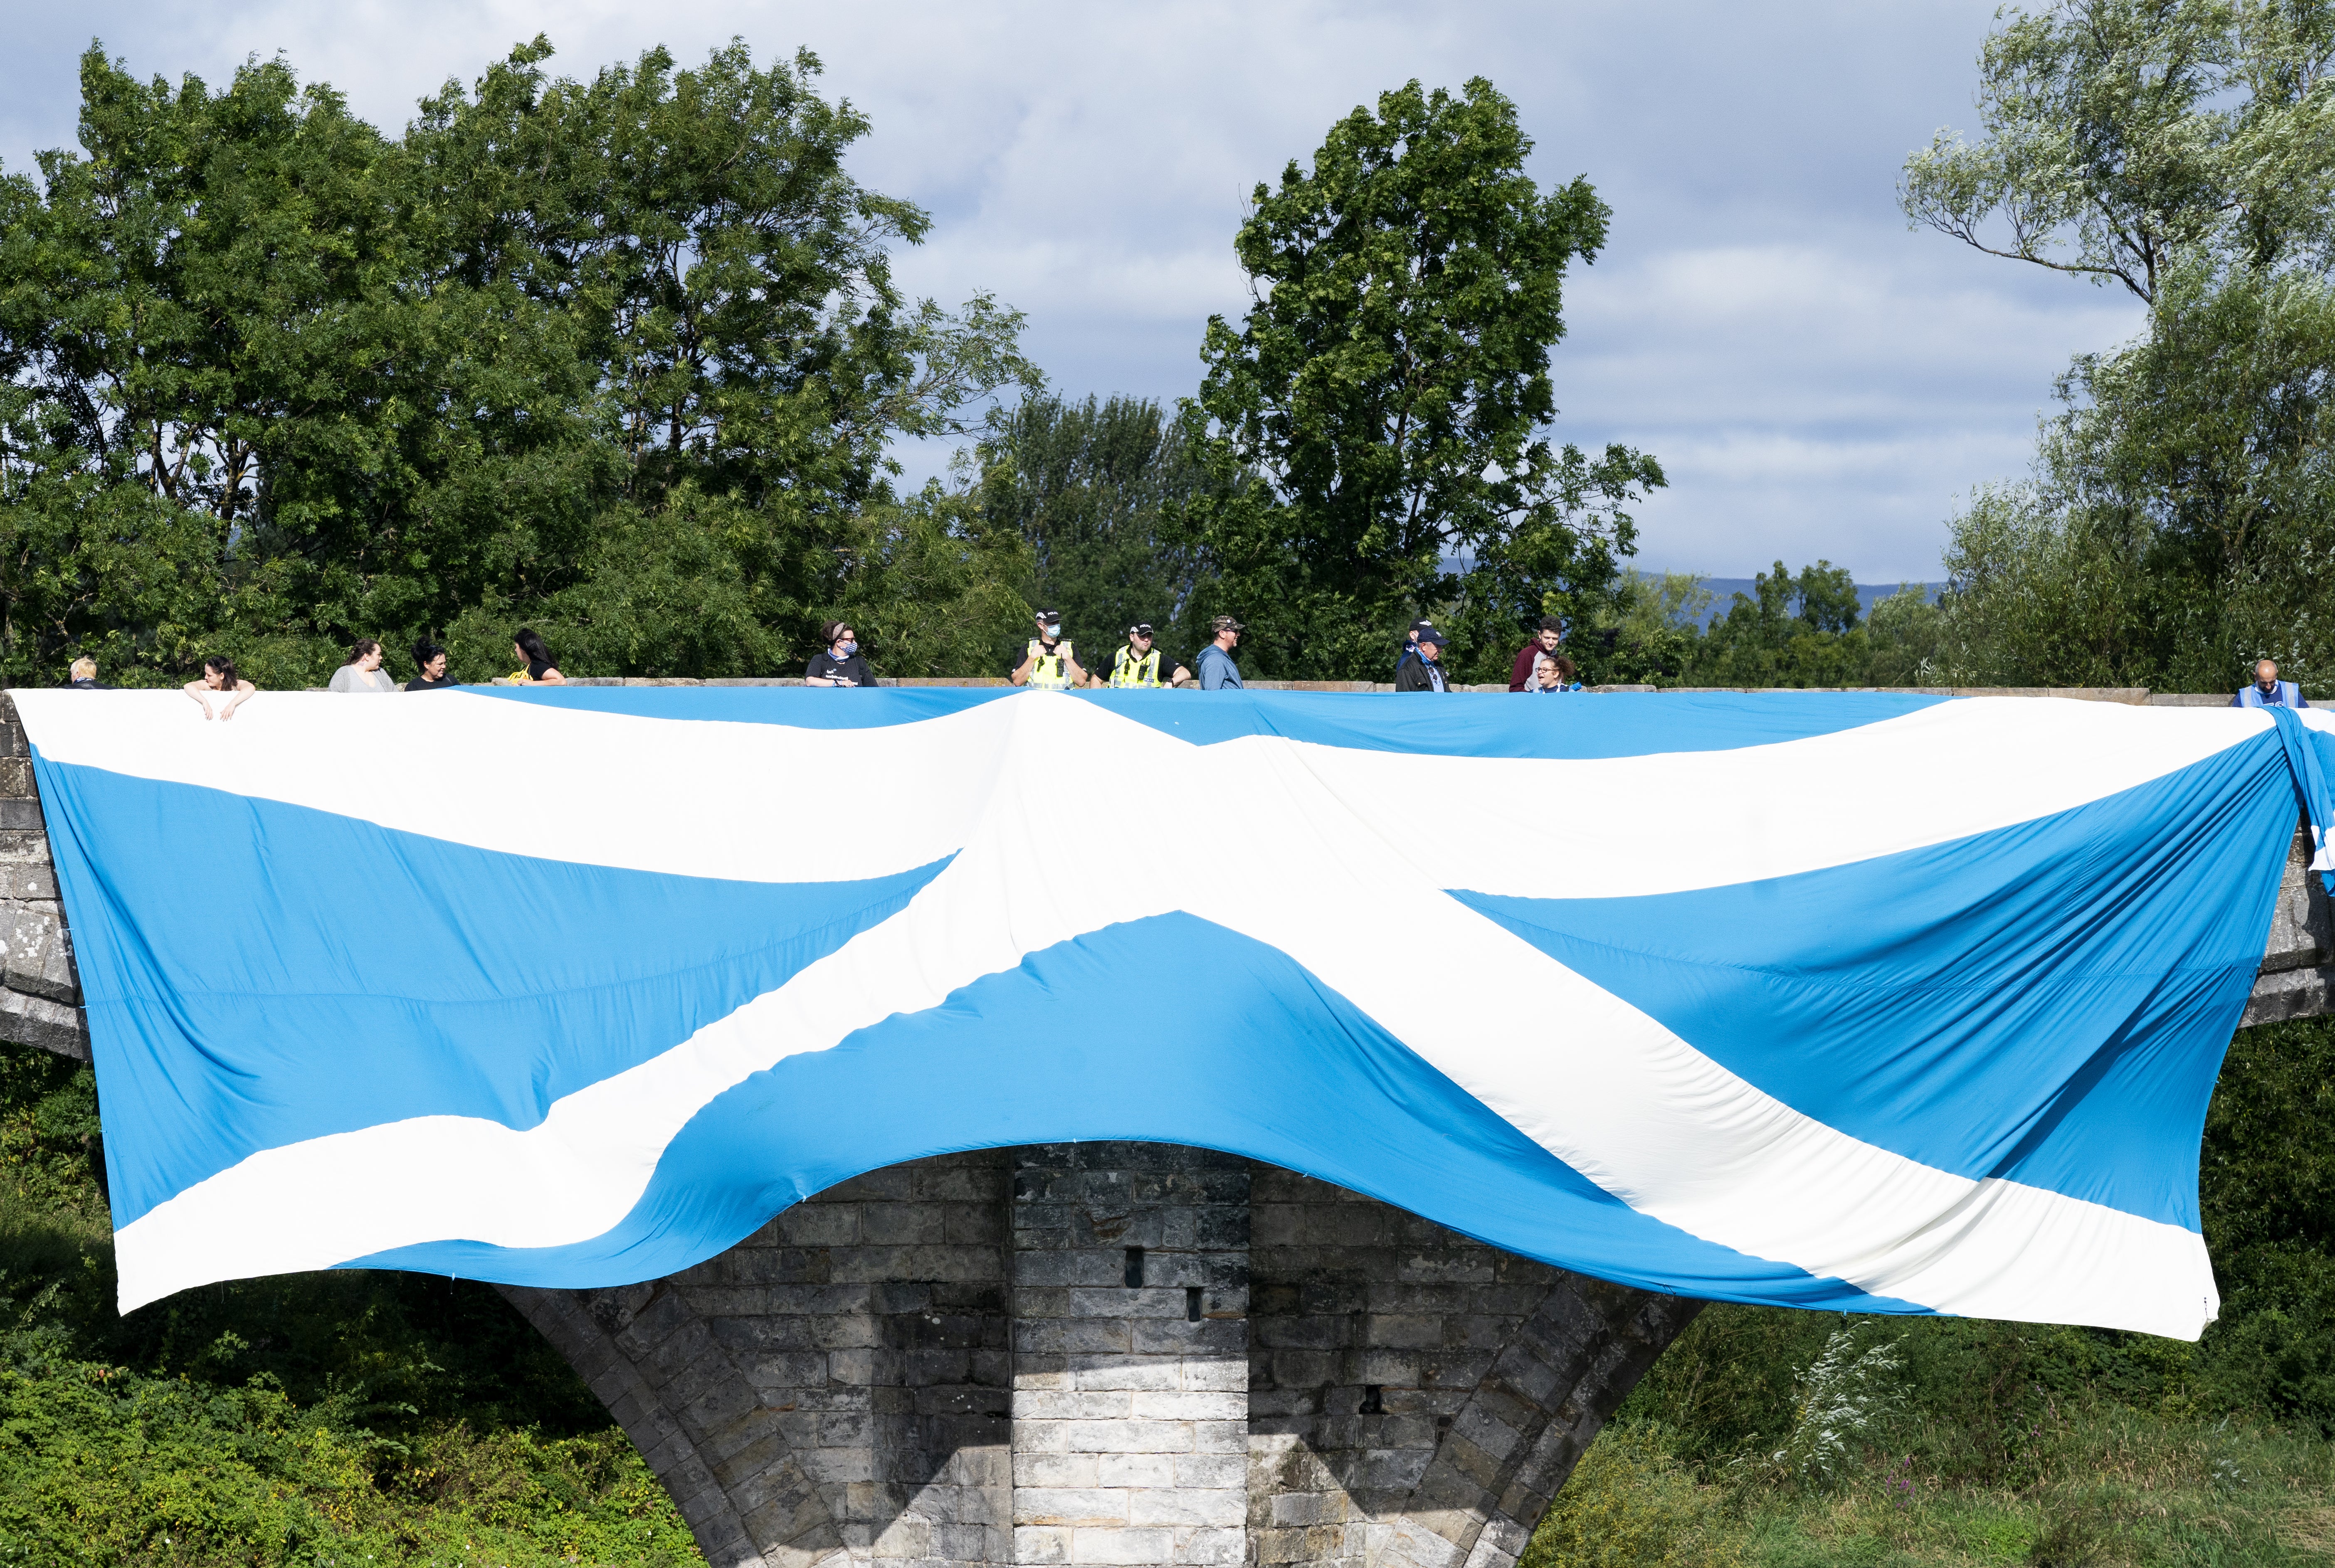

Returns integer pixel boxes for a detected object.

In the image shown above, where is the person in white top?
[328,639,397,693]
[182,657,255,721]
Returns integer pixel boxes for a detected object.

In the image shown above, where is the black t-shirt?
[807,651,877,687]
[405,674,460,692]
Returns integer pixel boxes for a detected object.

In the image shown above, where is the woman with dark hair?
[328,638,397,693]
[406,640,457,691]
[182,657,255,721]
[509,629,565,685]
[805,621,876,687]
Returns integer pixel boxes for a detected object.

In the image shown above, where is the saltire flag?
[13,687,2330,1340]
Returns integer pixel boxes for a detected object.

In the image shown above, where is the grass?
[1524,1330,2335,1568]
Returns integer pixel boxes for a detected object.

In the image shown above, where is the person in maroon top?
[1508,616,1565,690]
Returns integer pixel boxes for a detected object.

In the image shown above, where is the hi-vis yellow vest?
[1025,639,1075,689]
[1109,645,1163,688]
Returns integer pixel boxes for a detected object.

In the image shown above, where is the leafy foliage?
[0,37,1036,690]
[0,1040,698,1565]
[1177,77,1662,683]
[1520,1425,1741,1568]
[1939,261,2335,690]
[1900,0,2335,303]
[978,394,1214,666]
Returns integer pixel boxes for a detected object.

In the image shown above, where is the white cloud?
[0,0,2142,579]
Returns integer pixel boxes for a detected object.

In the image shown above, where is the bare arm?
[181,680,217,720]
[218,680,255,720]
[1009,652,1034,686]
[536,666,565,685]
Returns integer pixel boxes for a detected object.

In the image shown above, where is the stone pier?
[500,1144,1701,1568]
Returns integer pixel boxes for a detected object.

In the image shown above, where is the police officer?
[1011,609,1091,689]
[1105,623,1192,688]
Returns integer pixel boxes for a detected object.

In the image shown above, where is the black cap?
[1128,623,1155,639]
[1416,627,1446,648]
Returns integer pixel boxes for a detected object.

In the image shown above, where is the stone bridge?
[1,689,2326,1568]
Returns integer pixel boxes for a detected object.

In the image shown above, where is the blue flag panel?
[13,686,2325,1339]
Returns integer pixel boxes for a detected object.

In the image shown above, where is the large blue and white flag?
[14,687,2329,1339]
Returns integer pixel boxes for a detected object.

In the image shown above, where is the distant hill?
[1687,578,1947,633]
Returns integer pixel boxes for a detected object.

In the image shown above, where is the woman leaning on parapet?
[328,639,397,693]
[183,657,255,721]
[805,621,878,687]
[508,628,565,685]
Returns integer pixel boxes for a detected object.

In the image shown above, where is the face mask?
[1043,626,1062,643]
[839,641,857,657]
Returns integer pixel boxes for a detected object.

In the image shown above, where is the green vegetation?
[1524,1011,2335,1566]
[1898,0,2335,693]
[1172,76,1663,684]
[0,1040,701,1566]
[0,37,1036,690]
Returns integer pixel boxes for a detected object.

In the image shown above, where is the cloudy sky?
[1,0,2142,580]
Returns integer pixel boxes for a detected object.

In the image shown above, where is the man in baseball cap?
[1395,625,1451,691]
[1197,616,1245,690]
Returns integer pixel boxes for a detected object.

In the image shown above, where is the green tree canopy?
[1908,1,2335,692]
[977,394,1213,663]
[1177,77,1661,684]
[0,37,1037,688]
[1901,0,2335,303]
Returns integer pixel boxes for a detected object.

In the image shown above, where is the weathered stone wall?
[0,698,84,1058]
[500,1145,1696,1568]
[505,1150,1015,1568]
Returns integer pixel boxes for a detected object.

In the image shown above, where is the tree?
[1940,260,2335,688]
[1901,0,2335,303]
[1178,78,1662,683]
[1906,1,2335,692]
[978,394,1212,661]
[0,38,1036,687]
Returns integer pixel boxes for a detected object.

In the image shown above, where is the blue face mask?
[839,640,857,657]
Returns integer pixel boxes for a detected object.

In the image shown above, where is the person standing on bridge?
[329,639,397,693]
[2235,658,2308,708]
[1011,610,1089,689]
[1396,629,1452,691]
[1509,616,1565,691]
[183,657,254,721]
[805,622,878,687]
[405,641,459,691]
[1196,616,1244,690]
[510,629,566,685]
[1104,624,1190,688]
[1522,651,1580,692]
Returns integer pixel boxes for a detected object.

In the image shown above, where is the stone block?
[1066,1526,1173,1565]
[1129,1390,1243,1421]
[1065,1418,1196,1454]
[1130,1488,1243,1528]
[1015,1488,1131,1527]
[1014,1526,1072,1563]
[1170,1525,1247,1565]
[1070,1356,1182,1391]
[1094,1452,1176,1488]
[1014,1452,1100,1489]
[1172,1454,1246,1489]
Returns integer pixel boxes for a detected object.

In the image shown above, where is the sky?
[0,0,2145,581]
